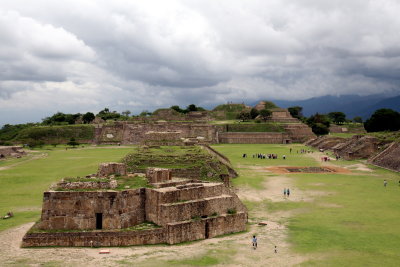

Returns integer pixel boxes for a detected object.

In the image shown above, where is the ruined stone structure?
[94,121,217,145]
[94,120,315,145]
[0,146,26,158]
[146,168,172,183]
[149,109,210,122]
[97,162,127,177]
[22,164,247,247]
[329,125,366,134]
[368,142,400,172]
[306,135,389,160]
[218,132,292,144]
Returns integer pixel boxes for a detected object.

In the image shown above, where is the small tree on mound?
[67,138,79,148]
[259,109,272,122]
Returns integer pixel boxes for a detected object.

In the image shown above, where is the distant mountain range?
[257,94,400,120]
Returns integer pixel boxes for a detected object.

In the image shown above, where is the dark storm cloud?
[1,0,400,125]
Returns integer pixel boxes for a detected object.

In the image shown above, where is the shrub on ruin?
[227,208,237,215]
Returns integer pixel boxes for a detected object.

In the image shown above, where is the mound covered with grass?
[122,146,229,182]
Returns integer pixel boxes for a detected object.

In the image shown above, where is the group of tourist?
[242,153,284,159]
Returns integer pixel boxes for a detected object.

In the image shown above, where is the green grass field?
[0,146,134,231]
[212,144,400,267]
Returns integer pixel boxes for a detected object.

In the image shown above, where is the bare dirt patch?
[265,166,350,174]
[345,163,373,172]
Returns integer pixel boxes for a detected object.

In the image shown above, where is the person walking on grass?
[384,180,387,187]
[252,235,257,249]
[287,188,290,197]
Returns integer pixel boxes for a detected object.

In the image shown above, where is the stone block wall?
[39,190,145,230]
[283,123,316,142]
[56,180,117,190]
[97,163,127,177]
[96,122,218,145]
[218,132,289,144]
[146,168,172,183]
[157,195,234,225]
[205,212,247,239]
[22,212,247,247]
[368,142,400,172]
[22,228,166,247]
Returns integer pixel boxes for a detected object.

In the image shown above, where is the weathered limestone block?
[56,180,117,190]
[97,163,127,177]
[39,190,145,230]
[146,168,172,183]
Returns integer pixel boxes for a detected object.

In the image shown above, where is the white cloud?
[0,0,400,125]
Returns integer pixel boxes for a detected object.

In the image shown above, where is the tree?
[364,109,400,132]
[353,116,363,123]
[312,123,330,135]
[288,106,303,119]
[82,112,95,124]
[97,108,121,121]
[236,111,251,122]
[328,112,347,124]
[307,113,330,128]
[67,137,79,148]
[306,113,330,135]
[250,108,259,119]
[171,105,184,113]
[139,110,152,117]
[121,110,131,117]
[42,112,81,125]
[259,109,272,122]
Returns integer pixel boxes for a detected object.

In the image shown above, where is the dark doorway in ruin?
[205,222,210,239]
[96,213,103,229]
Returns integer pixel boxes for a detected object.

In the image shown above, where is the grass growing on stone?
[0,146,134,232]
[212,144,400,267]
[122,146,229,181]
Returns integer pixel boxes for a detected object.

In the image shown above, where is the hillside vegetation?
[15,125,95,143]
[211,104,249,120]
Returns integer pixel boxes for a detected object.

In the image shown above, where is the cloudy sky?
[1,0,400,125]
